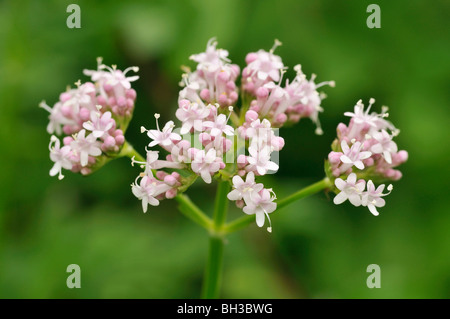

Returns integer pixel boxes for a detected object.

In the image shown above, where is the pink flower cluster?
[242,40,335,131]
[327,99,408,215]
[131,39,333,230]
[41,58,138,179]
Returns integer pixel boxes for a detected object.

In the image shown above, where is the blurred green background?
[0,0,449,298]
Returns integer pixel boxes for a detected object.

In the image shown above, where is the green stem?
[175,194,213,230]
[222,177,332,234]
[212,180,230,230]
[201,180,230,299]
[201,236,224,299]
[276,177,332,210]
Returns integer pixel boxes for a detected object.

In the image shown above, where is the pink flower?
[340,140,372,170]
[175,102,210,134]
[247,146,279,175]
[344,99,378,128]
[227,172,264,203]
[70,129,102,167]
[131,175,171,213]
[244,40,284,89]
[49,136,73,180]
[203,113,234,137]
[362,180,393,216]
[191,149,222,184]
[83,110,115,138]
[132,150,183,177]
[242,188,277,231]
[190,38,230,71]
[370,130,398,164]
[85,62,139,90]
[146,115,181,148]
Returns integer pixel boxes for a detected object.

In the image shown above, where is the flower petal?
[368,204,379,216]
[333,192,348,205]
[255,211,265,227]
[335,178,346,190]
[348,193,362,206]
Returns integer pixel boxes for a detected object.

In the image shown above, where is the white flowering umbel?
[40,58,139,179]
[131,38,333,231]
[326,99,408,216]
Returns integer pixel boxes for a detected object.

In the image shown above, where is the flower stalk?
[201,179,230,299]
[222,177,332,234]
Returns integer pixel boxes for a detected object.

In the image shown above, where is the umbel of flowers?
[41,39,408,232]
[130,39,334,231]
[40,38,409,300]
[41,58,139,179]
[326,98,408,216]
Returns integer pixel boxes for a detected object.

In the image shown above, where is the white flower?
[340,140,372,170]
[227,172,264,204]
[131,175,170,213]
[49,136,73,180]
[83,111,115,138]
[190,38,230,72]
[243,188,277,231]
[370,130,398,164]
[146,115,181,148]
[362,180,392,216]
[70,129,102,166]
[175,102,210,134]
[178,76,207,107]
[344,99,397,136]
[60,83,96,115]
[191,149,221,184]
[85,62,139,90]
[246,118,273,144]
[106,67,139,90]
[39,101,69,135]
[247,49,284,82]
[344,99,378,128]
[333,173,366,206]
[132,150,183,177]
[203,113,234,137]
[247,145,279,175]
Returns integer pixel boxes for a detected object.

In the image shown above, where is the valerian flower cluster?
[41,58,138,179]
[130,39,334,231]
[41,39,408,231]
[326,98,408,215]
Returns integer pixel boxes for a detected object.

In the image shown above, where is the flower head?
[340,140,372,170]
[362,181,393,216]
[242,188,277,232]
[191,149,222,184]
[333,173,366,206]
[49,136,73,180]
[227,172,264,203]
[144,114,181,149]
[328,99,407,216]
[41,60,138,178]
